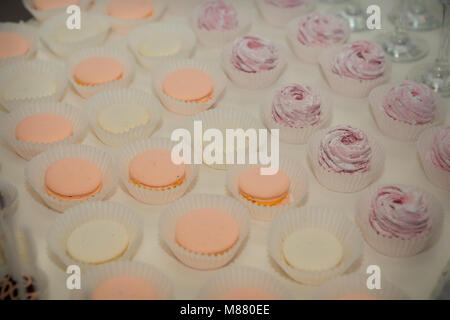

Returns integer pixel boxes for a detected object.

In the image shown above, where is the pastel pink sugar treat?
[0,32,30,59]
[220,287,274,300]
[231,35,279,73]
[369,185,431,240]
[197,0,239,31]
[91,276,157,300]
[297,12,347,47]
[429,126,450,173]
[271,84,321,128]
[33,0,78,10]
[318,125,372,174]
[264,0,307,8]
[332,40,386,81]
[382,80,436,125]
[15,113,73,144]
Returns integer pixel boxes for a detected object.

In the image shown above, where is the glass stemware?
[409,1,450,96]
[376,0,429,62]
[389,0,441,31]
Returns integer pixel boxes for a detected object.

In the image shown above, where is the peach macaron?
[73,56,124,86]
[162,68,214,103]
[107,0,153,20]
[0,32,30,59]
[91,276,157,300]
[15,113,73,144]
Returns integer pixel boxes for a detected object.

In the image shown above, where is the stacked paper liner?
[256,0,315,27]
[22,0,93,22]
[159,194,250,270]
[67,46,135,99]
[268,207,363,285]
[72,261,173,300]
[0,102,88,160]
[127,22,196,71]
[356,184,444,257]
[226,158,309,221]
[369,83,446,141]
[197,265,294,300]
[307,128,385,193]
[417,126,450,191]
[0,22,38,66]
[39,12,111,57]
[47,201,143,270]
[25,144,118,212]
[0,60,67,112]
[261,85,333,144]
[86,88,162,147]
[0,180,19,220]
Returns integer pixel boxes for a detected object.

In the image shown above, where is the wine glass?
[324,0,368,32]
[389,0,441,31]
[409,1,450,96]
[376,0,429,62]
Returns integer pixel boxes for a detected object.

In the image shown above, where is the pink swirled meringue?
[297,13,347,47]
[430,126,450,172]
[271,84,321,128]
[382,80,436,125]
[231,35,279,73]
[197,0,239,31]
[318,125,372,173]
[264,0,308,8]
[332,40,385,81]
[369,185,431,240]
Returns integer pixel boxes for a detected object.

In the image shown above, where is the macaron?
[73,56,124,86]
[219,287,274,300]
[98,104,150,134]
[0,32,30,59]
[33,0,79,10]
[66,219,129,264]
[15,113,73,143]
[107,0,153,20]
[91,276,157,300]
[175,208,239,255]
[162,68,214,103]
[129,149,185,190]
[138,36,182,57]
[238,167,290,206]
[45,157,102,200]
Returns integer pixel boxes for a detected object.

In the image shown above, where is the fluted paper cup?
[168,0,202,15]
[0,22,38,66]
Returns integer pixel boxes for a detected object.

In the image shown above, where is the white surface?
[0,0,449,300]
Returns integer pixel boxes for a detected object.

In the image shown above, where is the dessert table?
[0,0,449,300]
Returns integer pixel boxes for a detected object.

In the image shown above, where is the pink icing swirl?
[272,84,321,128]
[332,40,385,81]
[264,0,308,8]
[382,80,436,125]
[318,125,372,173]
[430,126,450,172]
[297,13,347,47]
[231,35,279,73]
[197,0,239,31]
[369,185,431,239]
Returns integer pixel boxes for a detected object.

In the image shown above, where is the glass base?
[388,8,441,31]
[335,4,368,32]
[320,0,348,3]
[376,33,429,63]
[409,63,450,97]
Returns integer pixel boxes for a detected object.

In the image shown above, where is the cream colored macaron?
[282,228,343,271]
[66,219,129,264]
[98,104,150,134]
[138,35,181,57]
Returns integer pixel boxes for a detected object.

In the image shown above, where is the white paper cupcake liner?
[71,261,173,300]
[287,16,350,64]
[67,46,135,99]
[0,180,19,220]
[319,45,391,98]
[118,137,198,205]
[127,22,196,71]
[307,129,385,193]
[0,60,67,112]
[417,126,450,191]
[22,0,92,22]
[152,58,227,115]
[0,22,38,67]
[168,0,202,15]
[0,102,88,160]
[356,184,443,257]
[86,88,162,147]
[369,84,446,141]
[47,201,143,269]
[39,12,111,58]
[187,105,265,170]
[226,158,309,221]
[92,0,167,35]
[221,40,287,90]
[197,265,294,300]
[268,207,363,285]
[261,86,333,144]
[256,0,315,27]
[25,144,118,212]
[190,1,251,48]
[314,273,409,300]
[159,193,250,270]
